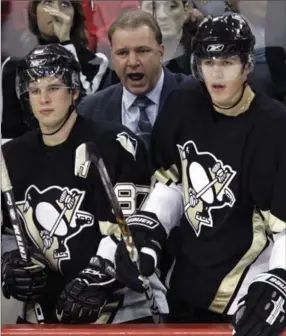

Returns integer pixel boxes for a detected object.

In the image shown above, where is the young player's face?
[36,0,74,39]
[141,0,186,39]
[28,76,79,133]
[201,56,249,107]
[111,25,164,95]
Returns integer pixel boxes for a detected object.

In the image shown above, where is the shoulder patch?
[116,132,138,160]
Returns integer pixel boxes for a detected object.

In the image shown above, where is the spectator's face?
[36,0,74,39]
[201,56,249,107]
[141,0,186,39]
[28,76,79,133]
[111,25,164,95]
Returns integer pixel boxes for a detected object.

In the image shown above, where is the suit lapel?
[158,69,177,113]
[104,85,123,123]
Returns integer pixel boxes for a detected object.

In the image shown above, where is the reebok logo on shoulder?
[127,215,159,230]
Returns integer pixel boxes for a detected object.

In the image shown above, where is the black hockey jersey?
[146,81,286,315]
[1,116,151,322]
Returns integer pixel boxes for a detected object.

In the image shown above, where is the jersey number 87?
[114,183,150,216]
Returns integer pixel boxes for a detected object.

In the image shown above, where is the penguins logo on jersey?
[16,185,94,270]
[178,141,236,236]
[116,132,138,160]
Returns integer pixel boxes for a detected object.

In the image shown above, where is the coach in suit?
[78,10,192,148]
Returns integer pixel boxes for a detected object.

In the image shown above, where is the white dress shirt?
[121,69,165,134]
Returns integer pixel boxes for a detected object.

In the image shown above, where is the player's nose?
[39,90,51,104]
[127,52,140,67]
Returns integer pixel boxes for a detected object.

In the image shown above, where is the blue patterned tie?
[135,96,152,149]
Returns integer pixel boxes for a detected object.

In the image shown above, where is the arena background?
[1,0,286,326]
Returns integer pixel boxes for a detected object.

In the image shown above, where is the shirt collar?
[122,68,164,109]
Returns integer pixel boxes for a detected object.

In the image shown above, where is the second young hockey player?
[1,44,167,324]
[114,13,286,335]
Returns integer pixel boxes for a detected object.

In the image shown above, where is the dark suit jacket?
[77,67,193,123]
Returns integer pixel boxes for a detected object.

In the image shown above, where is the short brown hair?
[108,10,162,45]
[28,0,89,48]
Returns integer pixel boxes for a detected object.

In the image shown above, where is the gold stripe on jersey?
[209,209,267,313]
[99,221,121,239]
[152,164,180,186]
[261,210,286,233]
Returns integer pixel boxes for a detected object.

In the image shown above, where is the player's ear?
[158,43,165,62]
[243,62,251,76]
[72,90,80,101]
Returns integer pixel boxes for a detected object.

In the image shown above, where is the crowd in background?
[1,0,286,327]
[1,0,286,140]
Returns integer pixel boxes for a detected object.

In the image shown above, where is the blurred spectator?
[140,0,204,75]
[1,1,31,60]
[93,1,139,58]
[2,0,109,139]
[1,0,12,61]
[264,0,286,103]
[1,0,12,22]
[239,0,286,101]
[27,0,108,93]
[189,0,239,16]
[238,1,266,59]
[78,10,192,149]
[81,0,98,52]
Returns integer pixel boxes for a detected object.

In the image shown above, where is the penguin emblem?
[17,185,94,268]
[178,141,236,236]
[116,132,138,160]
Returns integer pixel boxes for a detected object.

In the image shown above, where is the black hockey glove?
[55,255,120,324]
[115,211,167,292]
[1,248,48,302]
[233,268,286,336]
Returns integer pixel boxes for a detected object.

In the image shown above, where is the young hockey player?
[1,44,167,324]
[114,13,286,335]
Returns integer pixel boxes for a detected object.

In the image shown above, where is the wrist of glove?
[55,255,120,324]
[233,268,286,336]
[1,248,48,302]
[115,211,167,293]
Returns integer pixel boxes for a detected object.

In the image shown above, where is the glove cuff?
[127,210,162,229]
[141,247,158,269]
[252,268,286,297]
[127,210,167,247]
[96,236,118,264]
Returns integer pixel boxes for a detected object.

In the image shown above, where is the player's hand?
[55,256,119,324]
[1,248,48,302]
[43,5,72,42]
[233,268,286,336]
[115,211,167,279]
[114,234,152,293]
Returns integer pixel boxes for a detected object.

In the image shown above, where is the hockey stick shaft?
[1,149,45,323]
[1,149,30,262]
[88,152,161,323]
